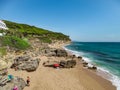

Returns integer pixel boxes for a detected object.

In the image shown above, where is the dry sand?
[8,43,116,90]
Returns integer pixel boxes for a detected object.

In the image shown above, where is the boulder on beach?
[60,60,76,68]
[88,65,97,70]
[14,55,30,62]
[82,62,88,67]
[45,49,68,57]
[11,55,40,72]
[22,59,40,72]
[82,62,97,70]
[56,49,68,57]
[77,56,82,59]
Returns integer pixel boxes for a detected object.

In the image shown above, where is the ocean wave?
[64,46,120,90]
[63,46,85,56]
[97,67,120,90]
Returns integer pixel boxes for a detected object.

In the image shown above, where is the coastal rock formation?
[45,49,56,56]
[88,65,97,70]
[60,60,76,68]
[77,56,82,59]
[82,62,97,70]
[45,49,68,57]
[0,75,26,90]
[56,49,68,57]
[11,55,40,72]
[43,60,76,68]
[22,59,40,72]
[82,62,88,67]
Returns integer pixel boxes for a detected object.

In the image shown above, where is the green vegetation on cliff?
[3,20,71,41]
[0,20,70,50]
[1,36,30,50]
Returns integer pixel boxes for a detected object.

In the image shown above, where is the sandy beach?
[7,42,116,90]
[1,0,120,90]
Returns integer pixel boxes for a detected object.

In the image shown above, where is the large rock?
[45,49,56,56]
[82,62,88,67]
[14,55,30,62]
[21,59,40,72]
[11,56,40,72]
[56,49,68,57]
[87,65,97,70]
[60,60,76,68]
[45,49,68,57]
[0,76,26,90]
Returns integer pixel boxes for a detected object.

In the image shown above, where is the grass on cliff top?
[1,36,30,50]
[3,20,71,41]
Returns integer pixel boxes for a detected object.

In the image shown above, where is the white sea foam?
[63,46,85,56]
[64,46,120,90]
[82,57,93,63]
[97,67,120,90]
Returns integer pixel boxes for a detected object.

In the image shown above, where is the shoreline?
[64,44,117,90]
[6,41,116,90]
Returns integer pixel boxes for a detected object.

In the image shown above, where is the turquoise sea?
[65,42,120,90]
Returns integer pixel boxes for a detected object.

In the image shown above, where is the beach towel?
[53,64,60,68]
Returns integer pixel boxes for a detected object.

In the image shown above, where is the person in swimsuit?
[26,76,30,86]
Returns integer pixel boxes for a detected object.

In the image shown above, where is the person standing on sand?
[26,76,30,86]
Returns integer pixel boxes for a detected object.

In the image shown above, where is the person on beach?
[13,85,18,90]
[26,76,30,86]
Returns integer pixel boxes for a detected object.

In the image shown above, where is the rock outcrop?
[60,60,76,68]
[11,55,40,72]
[82,62,97,70]
[43,59,76,68]
[45,49,68,57]
[88,65,97,70]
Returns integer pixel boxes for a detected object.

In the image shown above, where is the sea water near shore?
[64,42,120,90]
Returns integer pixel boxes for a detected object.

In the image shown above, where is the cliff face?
[0,20,71,50]
[0,20,71,70]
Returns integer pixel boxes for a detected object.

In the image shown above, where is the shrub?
[1,36,30,50]
[39,37,52,43]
